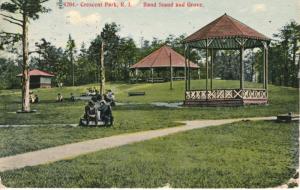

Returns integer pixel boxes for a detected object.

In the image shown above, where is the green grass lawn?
[0,80,298,157]
[1,120,298,188]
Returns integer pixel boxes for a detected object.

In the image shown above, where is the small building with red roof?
[17,69,55,88]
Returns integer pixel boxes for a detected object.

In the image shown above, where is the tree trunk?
[22,15,30,112]
[71,51,74,86]
[99,42,105,96]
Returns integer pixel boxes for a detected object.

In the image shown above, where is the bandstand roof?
[184,13,271,49]
[130,45,199,69]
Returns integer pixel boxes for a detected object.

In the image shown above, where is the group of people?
[56,93,75,102]
[86,87,99,96]
[28,87,115,126]
[84,94,113,126]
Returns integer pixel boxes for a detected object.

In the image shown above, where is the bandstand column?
[240,46,244,89]
[187,47,191,90]
[263,43,269,91]
[169,53,173,90]
[266,45,269,91]
[184,45,188,91]
[188,51,191,90]
[205,40,209,98]
[210,49,213,90]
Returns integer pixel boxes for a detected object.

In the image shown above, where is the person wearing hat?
[56,93,64,102]
[98,99,113,125]
[84,100,97,125]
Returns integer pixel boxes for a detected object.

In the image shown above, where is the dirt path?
[0,117,275,173]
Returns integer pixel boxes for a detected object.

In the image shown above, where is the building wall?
[29,76,52,88]
[30,76,41,89]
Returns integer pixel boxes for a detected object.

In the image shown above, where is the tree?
[75,43,97,85]
[0,58,21,89]
[66,34,76,86]
[30,38,67,86]
[118,37,137,81]
[100,22,120,81]
[0,0,50,112]
[214,50,240,80]
[89,23,120,82]
[261,21,300,87]
[88,35,102,83]
[32,38,61,71]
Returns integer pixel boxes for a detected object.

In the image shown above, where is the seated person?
[29,92,34,103]
[84,100,97,125]
[34,94,39,103]
[105,90,115,106]
[56,93,64,102]
[107,90,113,98]
[70,93,75,102]
[98,100,113,123]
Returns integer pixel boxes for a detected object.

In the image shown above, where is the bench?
[277,113,299,122]
[172,77,185,81]
[128,92,146,96]
[147,78,165,83]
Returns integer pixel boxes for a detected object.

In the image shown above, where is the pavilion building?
[17,69,55,88]
[130,45,199,82]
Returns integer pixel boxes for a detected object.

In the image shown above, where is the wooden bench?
[277,113,299,122]
[172,77,185,81]
[147,78,165,83]
[128,92,146,96]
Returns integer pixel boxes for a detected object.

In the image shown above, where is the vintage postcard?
[0,0,299,188]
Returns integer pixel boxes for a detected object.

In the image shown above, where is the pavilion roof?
[130,45,199,69]
[17,69,55,77]
[184,14,270,48]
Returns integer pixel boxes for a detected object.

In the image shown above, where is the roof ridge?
[225,15,245,35]
[151,46,165,67]
[184,14,225,41]
[228,15,269,38]
[131,47,160,67]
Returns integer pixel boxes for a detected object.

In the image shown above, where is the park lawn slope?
[0,80,298,157]
[1,120,298,188]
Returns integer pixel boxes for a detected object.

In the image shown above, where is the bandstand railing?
[185,89,267,101]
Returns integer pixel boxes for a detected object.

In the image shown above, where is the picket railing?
[185,89,267,100]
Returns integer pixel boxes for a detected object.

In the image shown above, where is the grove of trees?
[1,20,299,93]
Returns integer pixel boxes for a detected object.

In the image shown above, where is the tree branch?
[0,13,22,23]
[0,38,16,44]
[0,31,22,36]
[3,18,23,27]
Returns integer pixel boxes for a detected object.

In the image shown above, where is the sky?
[0,0,299,56]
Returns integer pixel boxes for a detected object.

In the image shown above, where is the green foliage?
[288,182,298,188]
[213,50,240,80]
[0,0,50,19]
[100,22,121,81]
[0,58,21,89]
[268,21,300,87]
[0,121,298,188]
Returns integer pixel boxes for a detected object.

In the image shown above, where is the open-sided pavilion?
[183,13,271,106]
[130,45,199,83]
